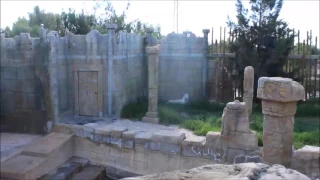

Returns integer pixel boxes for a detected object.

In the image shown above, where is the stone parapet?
[53,119,261,175]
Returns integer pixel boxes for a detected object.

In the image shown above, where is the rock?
[122,163,310,180]
[293,145,320,160]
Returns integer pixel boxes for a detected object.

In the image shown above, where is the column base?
[142,111,159,124]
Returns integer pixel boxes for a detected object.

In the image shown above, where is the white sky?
[1,0,319,44]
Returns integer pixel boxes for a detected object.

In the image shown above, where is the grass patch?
[121,99,319,149]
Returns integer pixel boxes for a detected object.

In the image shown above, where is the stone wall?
[53,123,260,177]
[291,146,319,180]
[1,27,214,133]
[158,32,206,101]
[113,31,146,116]
[0,33,47,133]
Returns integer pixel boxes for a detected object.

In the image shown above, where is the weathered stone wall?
[158,32,206,101]
[113,31,146,116]
[291,145,320,180]
[0,33,47,133]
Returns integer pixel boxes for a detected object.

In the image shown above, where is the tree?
[61,8,96,35]
[227,0,295,101]
[4,1,162,38]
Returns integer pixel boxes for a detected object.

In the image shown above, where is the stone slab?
[227,131,258,151]
[22,132,73,158]
[0,154,46,180]
[39,157,89,180]
[257,77,305,102]
[71,165,105,180]
[142,116,159,124]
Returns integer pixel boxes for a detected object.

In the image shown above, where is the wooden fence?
[208,27,320,103]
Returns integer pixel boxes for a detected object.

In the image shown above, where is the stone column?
[202,29,210,98]
[46,31,60,131]
[243,66,254,123]
[257,77,305,167]
[106,24,117,117]
[142,45,160,124]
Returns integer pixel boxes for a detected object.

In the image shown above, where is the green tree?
[11,17,31,36]
[227,0,295,101]
[61,8,96,35]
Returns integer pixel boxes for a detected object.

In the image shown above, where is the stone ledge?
[53,123,260,162]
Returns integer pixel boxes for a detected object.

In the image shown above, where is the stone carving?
[243,66,254,123]
[142,45,160,124]
[257,77,305,167]
[168,94,189,104]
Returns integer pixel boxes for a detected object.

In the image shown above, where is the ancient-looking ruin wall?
[158,32,206,101]
[0,33,47,133]
[113,31,146,116]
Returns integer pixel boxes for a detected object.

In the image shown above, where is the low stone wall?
[53,122,262,176]
[291,146,320,180]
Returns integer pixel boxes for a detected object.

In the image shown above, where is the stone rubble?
[122,163,311,180]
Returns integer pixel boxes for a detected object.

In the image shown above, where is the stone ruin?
[1,26,319,179]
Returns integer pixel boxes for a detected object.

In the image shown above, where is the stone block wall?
[158,32,206,101]
[0,34,47,133]
[291,146,320,180]
[113,31,146,116]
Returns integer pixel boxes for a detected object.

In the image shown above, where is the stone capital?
[106,24,118,29]
[202,29,210,34]
[146,45,160,54]
[257,77,305,102]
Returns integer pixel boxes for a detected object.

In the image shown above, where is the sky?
[1,0,319,43]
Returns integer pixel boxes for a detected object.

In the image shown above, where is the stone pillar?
[142,45,160,124]
[257,77,305,167]
[243,66,254,123]
[202,29,210,98]
[106,24,117,117]
[46,31,60,131]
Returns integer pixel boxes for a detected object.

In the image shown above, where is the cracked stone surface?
[122,163,310,180]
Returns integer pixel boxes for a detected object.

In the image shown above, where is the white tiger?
[168,94,189,104]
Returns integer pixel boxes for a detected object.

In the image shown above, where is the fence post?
[106,24,117,117]
[202,29,210,98]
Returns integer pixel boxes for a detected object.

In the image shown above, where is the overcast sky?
[1,0,319,43]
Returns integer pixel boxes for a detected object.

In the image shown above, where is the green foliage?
[120,99,148,120]
[227,0,297,102]
[4,1,162,38]
[159,106,184,125]
[296,97,320,117]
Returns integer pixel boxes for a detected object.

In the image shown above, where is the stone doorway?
[74,65,103,118]
[78,71,99,117]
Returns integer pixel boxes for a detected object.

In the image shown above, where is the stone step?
[38,157,90,180]
[70,165,105,180]
[22,132,73,158]
[0,133,74,180]
[0,155,47,180]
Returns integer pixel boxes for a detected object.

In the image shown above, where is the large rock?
[122,163,310,180]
